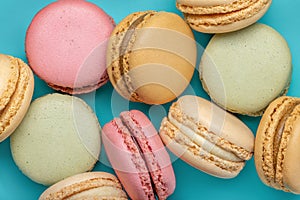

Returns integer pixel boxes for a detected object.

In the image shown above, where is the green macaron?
[10,93,101,185]
[200,23,292,116]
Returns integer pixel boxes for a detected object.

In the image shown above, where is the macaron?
[200,23,292,116]
[26,0,115,94]
[10,93,101,185]
[39,172,127,200]
[159,95,254,178]
[102,110,176,200]
[107,11,196,105]
[0,54,34,142]
[255,96,300,194]
[177,0,272,33]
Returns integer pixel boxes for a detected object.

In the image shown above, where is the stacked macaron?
[1,0,299,198]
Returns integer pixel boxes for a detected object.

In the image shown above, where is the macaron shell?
[175,95,254,151]
[10,93,101,185]
[177,0,237,7]
[128,12,196,104]
[282,105,300,193]
[120,110,176,198]
[160,118,243,178]
[102,119,155,200]
[107,11,151,102]
[200,23,291,115]
[0,57,34,142]
[26,0,114,93]
[177,0,255,14]
[39,172,127,200]
[0,55,19,111]
[186,1,271,33]
[254,96,300,190]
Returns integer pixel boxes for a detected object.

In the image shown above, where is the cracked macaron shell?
[159,95,254,178]
[102,110,175,200]
[0,54,34,142]
[177,0,272,33]
[254,96,300,193]
[39,172,127,200]
[107,11,196,105]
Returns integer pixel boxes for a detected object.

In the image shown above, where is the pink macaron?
[26,0,115,94]
[102,110,176,200]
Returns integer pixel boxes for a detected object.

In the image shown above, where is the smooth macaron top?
[39,172,127,200]
[10,93,101,185]
[200,23,292,116]
[107,11,196,105]
[26,0,114,94]
[0,54,34,142]
[255,96,300,193]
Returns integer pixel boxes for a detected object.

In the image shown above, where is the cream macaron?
[255,96,300,194]
[39,172,127,200]
[160,95,254,178]
[177,0,272,33]
[0,54,34,142]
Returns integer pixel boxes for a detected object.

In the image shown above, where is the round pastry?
[0,54,34,142]
[26,0,115,94]
[177,0,272,33]
[39,172,127,200]
[102,110,176,200]
[107,11,197,105]
[159,95,255,178]
[10,93,101,185]
[255,96,300,194]
[200,23,292,116]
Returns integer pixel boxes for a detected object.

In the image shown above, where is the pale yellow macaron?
[200,23,292,116]
[39,172,127,200]
[177,0,272,33]
[255,96,300,194]
[0,54,34,142]
[159,95,254,178]
[10,93,101,185]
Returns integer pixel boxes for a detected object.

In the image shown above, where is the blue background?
[0,0,300,199]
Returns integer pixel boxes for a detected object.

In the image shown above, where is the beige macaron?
[255,96,300,194]
[177,0,272,33]
[159,95,254,178]
[39,172,128,200]
[0,54,34,142]
[107,11,196,105]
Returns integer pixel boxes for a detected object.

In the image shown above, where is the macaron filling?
[261,98,300,190]
[111,118,155,199]
[185,0,270,26]
[111,13,151,102]
[177,0,259,15]
[111,111,171,199]
[160,102,252,173]
[120,111,169,199]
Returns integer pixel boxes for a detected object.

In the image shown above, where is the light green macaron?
[200,23,292,116]
[10,93,101,185]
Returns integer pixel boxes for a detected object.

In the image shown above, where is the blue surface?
[0,0,300,200]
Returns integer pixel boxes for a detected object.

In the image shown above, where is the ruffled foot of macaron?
[0,54,34,142]
[255,96,300,194]
[177,0,272,33]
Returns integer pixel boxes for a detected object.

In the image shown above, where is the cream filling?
[168,115,242,162]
